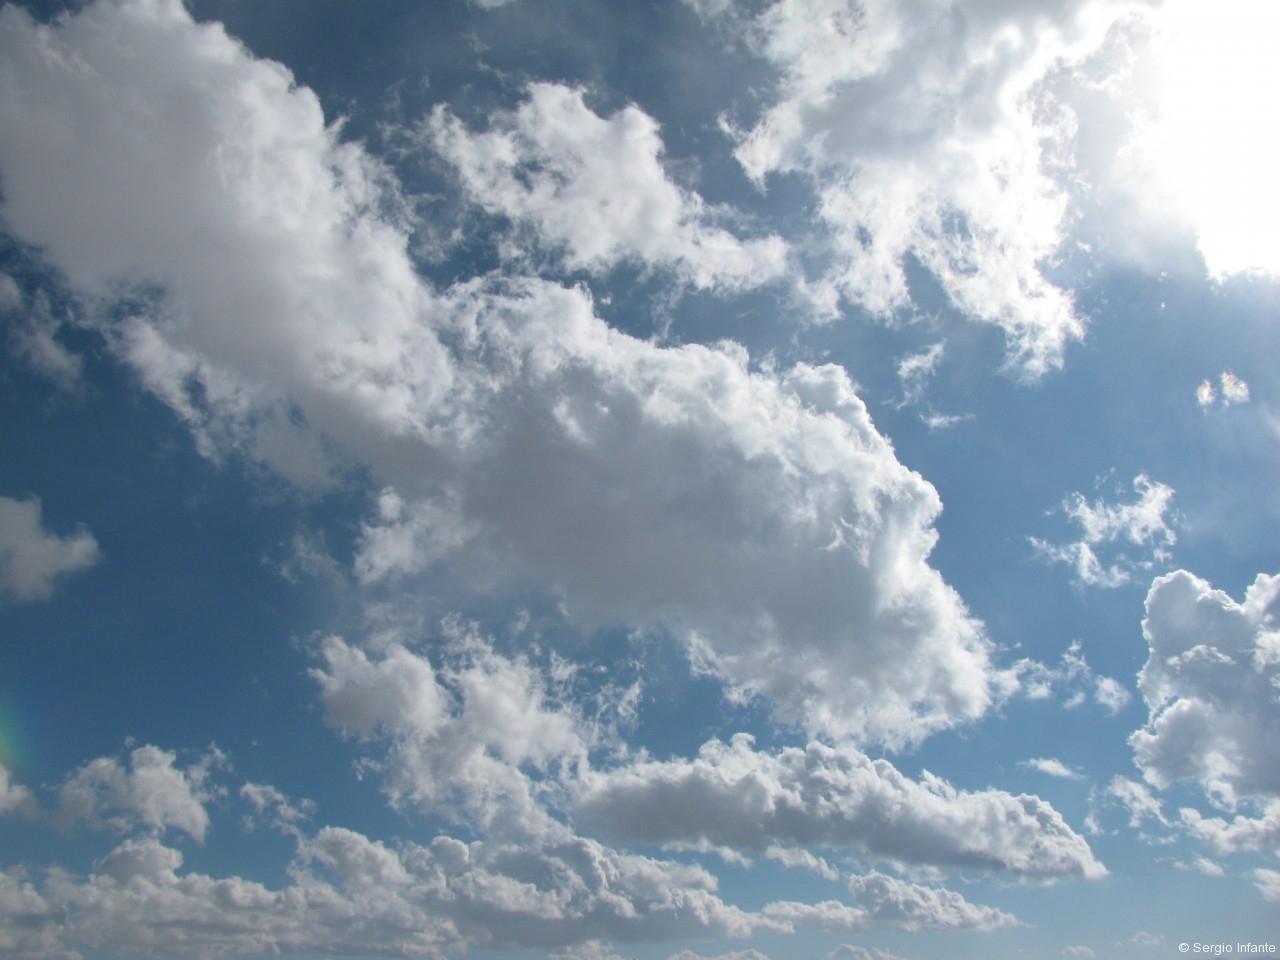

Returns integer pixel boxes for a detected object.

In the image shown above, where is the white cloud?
[1131,570,1280,809]
[1196,371,1251,409]
[1012,640,1131,713]
[1030,474,1177,587]
[9,825,775,957]
[1253,868,1280,903]
[1,282,83,389]
[429,83,788,291]
[827,946,908,960]
[668,951,771,960]
[764,871,1015,932]
[1021,757,1085,780]
[576,733,1104,878]
[729,0,1133,374]
[0,765,36,819]
[0,495,100,603]
[1105,776,1169,829]
[1179,801,1280,856]
[54,744,223,842]
[1063,947,1095,959]
[0,0,999,750]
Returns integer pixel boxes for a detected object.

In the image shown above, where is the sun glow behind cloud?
[1135,0,1280,277]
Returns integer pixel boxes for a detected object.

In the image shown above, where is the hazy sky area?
[0,1,1278,959]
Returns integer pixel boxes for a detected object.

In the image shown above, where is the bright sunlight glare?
[1136,0,1280,277]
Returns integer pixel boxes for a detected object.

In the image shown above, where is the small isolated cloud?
[667,951,770,960]
[428,82,788,292]
[1022,758,1085,781]
[0,764,36,819]
[1030,474,1178,588]
[1131,570,1280,810]
[1196,371,1251,408]
[1127,932,1163,947]
[1013,640,1131,714]
[895,342,945,408]
[1063,946,1095,959]
[1104,776,1170,830]
[54,744,225,842]
[1253,868,1280,903]
[0,495,100,603]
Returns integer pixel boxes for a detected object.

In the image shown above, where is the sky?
[0,1,1278,958]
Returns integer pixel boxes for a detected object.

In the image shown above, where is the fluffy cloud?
[311,627,589,838]
[0,765,36,819]
[1131,570,1280,808]
[4,820,774,958]
[429,83,788,291]
[1253,868,1280,904]
[1021,758,1085,781]
[576,733,1103,878]
[1030,475,1177,587]
[54,744,223,842]
[727,0,1133,374]
[0,495,100,603]
[0,0,999,748]
[764,871,1015,932]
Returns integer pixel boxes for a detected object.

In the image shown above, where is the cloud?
[1131,570,1280,809]
[5,823,775,958]
[826,946,908,960]
[1,280,83,389]
[1012,640,1131,713]
[0,764,36,819]
[1030,475,1178,588]
[576,733,1104,878]
[312,626,590,839]
[1104,776,1169,830]
[1253,868,1280,903]
[428,82,788,291]
[1021,757,1085,781]
[0,495,100,602]
[53,744,223,842]
[726,0,1132,374]
[0,0,999,749]
[668,951,770,960]
[1196,371,1251,409]
[764,871,1016,932]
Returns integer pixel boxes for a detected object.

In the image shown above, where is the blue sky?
[0,1,1278,958]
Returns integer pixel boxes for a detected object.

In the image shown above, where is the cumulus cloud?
[576,733,1103,878]
[1131,570,1280,809]
[0,0,999,749]
[0,495,100,602]
[1030,474,1177,587]
[0,764,36,819]
[429,82,788,291]
[4,822,774,958]
[726,0,1134,374]
[54,744,223,842]
[764,871,1015,932]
